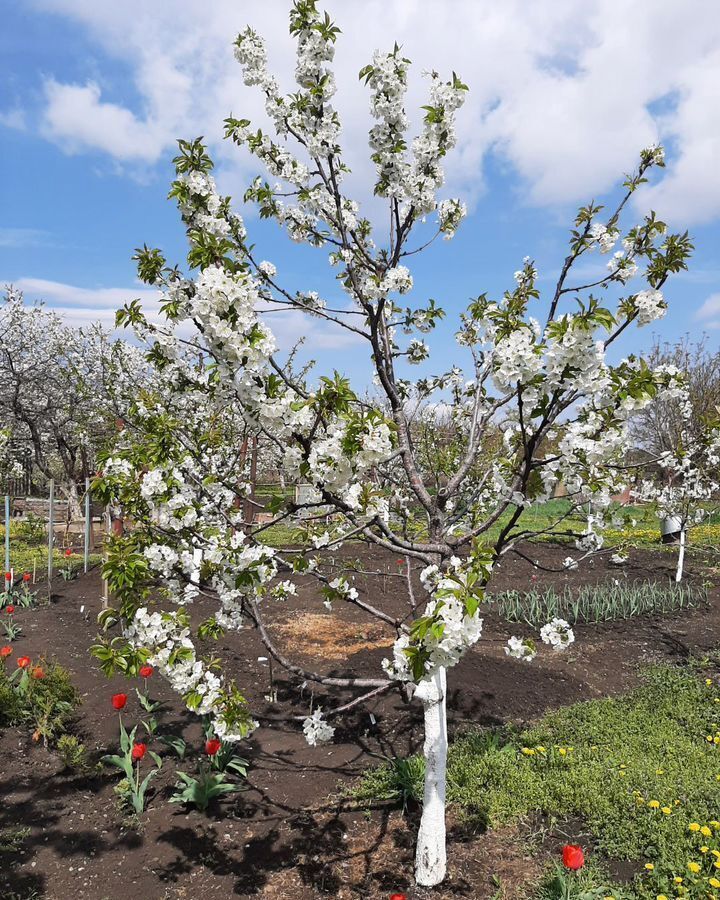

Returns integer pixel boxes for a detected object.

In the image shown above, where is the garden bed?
[1,541,719,899]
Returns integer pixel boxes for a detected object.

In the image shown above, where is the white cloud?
[22,0,720,226]
[41,81,168,161]
[0,228,51,248]
[696,292,720,329]
[0,108,27,130]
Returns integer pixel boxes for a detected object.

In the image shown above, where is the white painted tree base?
[414,666,448,887]
[675,528,686,582]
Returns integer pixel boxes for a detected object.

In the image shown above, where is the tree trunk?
[414,665,448,887]
[63,480,83,522]
[675,528,686,583]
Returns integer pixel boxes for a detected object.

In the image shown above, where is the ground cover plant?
[354,665,720,898]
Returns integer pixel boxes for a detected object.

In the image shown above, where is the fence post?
[4,495,9,576]
[47,479,55,590]
[101,505,110,609]
[84,477,91,574]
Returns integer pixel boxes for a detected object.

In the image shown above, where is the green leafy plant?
[491,579,708,626]
[170,769,240,812]
[102,720,162,815]
[2,618,22,641]
[56,734,90,771]
[0,657,79,744]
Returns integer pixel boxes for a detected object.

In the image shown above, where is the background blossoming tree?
[95,1,694,886]
[0,287,146,517]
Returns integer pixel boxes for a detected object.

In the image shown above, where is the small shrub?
[56,734,89,770]
[0,657,79,744]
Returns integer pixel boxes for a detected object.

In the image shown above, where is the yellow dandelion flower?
[711,878,720,889]
[702,846,710,853]
[702,826,713,837]
[648,800,660,809]
[689,823,702,832]
[688,861,701,873]
[661,807,672,815]
[521,747,535,756]
[674,876,683,883]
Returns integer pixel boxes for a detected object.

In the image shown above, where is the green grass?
[490,580,708,626]
[354,666,720,899]
[0,520,101,579]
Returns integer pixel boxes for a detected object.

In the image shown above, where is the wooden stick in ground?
[4,495,9,575]
[47,479,54,594]
[84,477,91,574]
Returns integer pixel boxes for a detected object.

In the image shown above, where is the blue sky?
[2,0,719,383]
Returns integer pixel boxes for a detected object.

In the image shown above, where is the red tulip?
[205,738,222,756]
[17,656,31,669]
[562,844,585,870]
[131,742,147,761]
[32,666,45,680]
[111,693,128,710]
[64,548,73,558]
[22,572,31,582]
[5,606,15,614]
[4,572,10,581]
[139,664,154,679]
[390,894,408,900]
[0,646,12,658]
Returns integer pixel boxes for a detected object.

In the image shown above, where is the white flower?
[505,636,536,662]
[302,707,335,746]
[258,260,277,278]
[540,617,575,652]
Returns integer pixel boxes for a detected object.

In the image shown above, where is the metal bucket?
[660,516,682,544]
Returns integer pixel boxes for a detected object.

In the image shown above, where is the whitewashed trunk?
[414,666,448,887]
[675,528,686,583]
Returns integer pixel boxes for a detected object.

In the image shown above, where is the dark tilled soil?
[1,543,718,899]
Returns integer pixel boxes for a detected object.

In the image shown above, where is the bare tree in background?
[631,335,720,461]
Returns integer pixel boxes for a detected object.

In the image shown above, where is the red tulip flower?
[17,656,31,669]
[562,844,585,870]
[22,572,31,583]
[139,664,154,679]
[0,646,12,658]
[4,572,10,581]
[32,666,45,680]
[390,894,408,900]
[131,742,147,761]
[205,738,222,756]
[5,606,15,614]
[64,548,73,558]
[111,693,128,710]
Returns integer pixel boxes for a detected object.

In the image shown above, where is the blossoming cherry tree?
[97,1,693,886]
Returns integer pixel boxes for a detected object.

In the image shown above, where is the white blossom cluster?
[540,618,575,652]
[302,707,335,746]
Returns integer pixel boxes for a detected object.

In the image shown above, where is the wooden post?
[102,505,110,609]
[4,495,9,576]
[84,477,91,573]
[47,479,55,591]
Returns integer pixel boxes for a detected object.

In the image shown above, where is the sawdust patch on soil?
[273,612,394,660]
